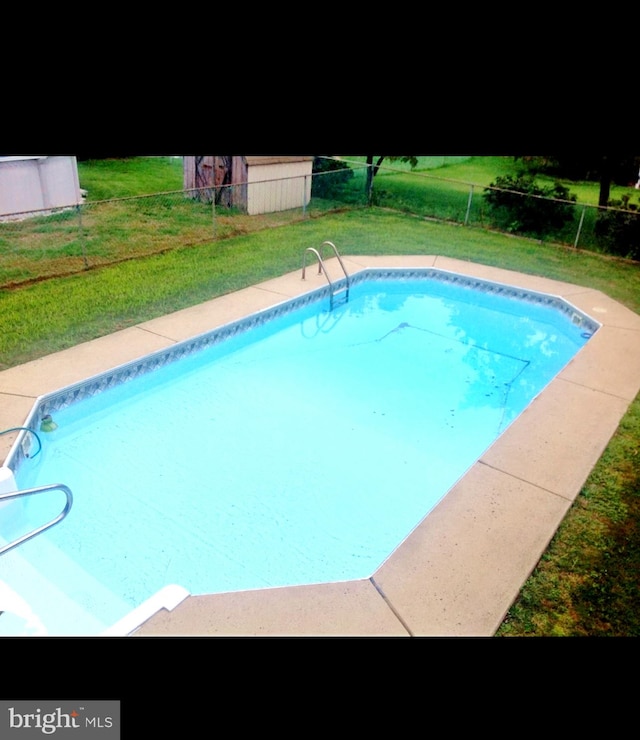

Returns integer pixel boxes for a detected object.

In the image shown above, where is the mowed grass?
[496,398,640,636]
[77,156,184,199]
[3,207,639,369]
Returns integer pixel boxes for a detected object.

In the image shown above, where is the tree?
[515,154,640,207]
[598,156,612,207]
[364,156,418,204]
[311,156,354,198]
[582,154,639,207]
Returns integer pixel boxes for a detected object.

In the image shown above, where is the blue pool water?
[1,270,596,635]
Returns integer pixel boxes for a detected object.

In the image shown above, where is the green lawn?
[77,157,184,199]
[4,207,639,369]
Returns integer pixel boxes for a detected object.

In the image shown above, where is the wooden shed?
[0,156,82,219]
[183,156,314,215]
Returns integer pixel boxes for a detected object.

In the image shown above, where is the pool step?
[331,287,349,306]
[0,534,132,636]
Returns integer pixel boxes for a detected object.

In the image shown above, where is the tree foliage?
[311,156,354,198]
[515,155,640,207]
[483,174,577,238]
[595,194,640,260]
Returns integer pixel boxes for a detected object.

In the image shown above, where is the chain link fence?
[1,160,638,289]
[368,164,640,259]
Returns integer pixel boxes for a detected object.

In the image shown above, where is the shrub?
[483,174,576,239]
[595,195,640,260]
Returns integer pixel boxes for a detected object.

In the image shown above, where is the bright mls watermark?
[1,702,119,739]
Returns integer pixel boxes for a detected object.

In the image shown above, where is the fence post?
[77,203,88,269]
[303,174,308,217]
[464,185,474,225]
[212,188,217,241]
[574,205,586,249]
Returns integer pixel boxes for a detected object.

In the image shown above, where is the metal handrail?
[301,241,350,309]
[302,246,333,282]
[319,240,350,289]
[0,483,73,556]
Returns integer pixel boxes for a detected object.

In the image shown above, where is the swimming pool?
[0,266,600,636]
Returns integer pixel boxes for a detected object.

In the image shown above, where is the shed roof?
[244,156,314,166]
[0,156,46,163]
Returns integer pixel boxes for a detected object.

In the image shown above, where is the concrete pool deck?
[2,254,639,636]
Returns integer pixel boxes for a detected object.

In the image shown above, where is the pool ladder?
[0,483,73,557]
[302,241,350,310]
